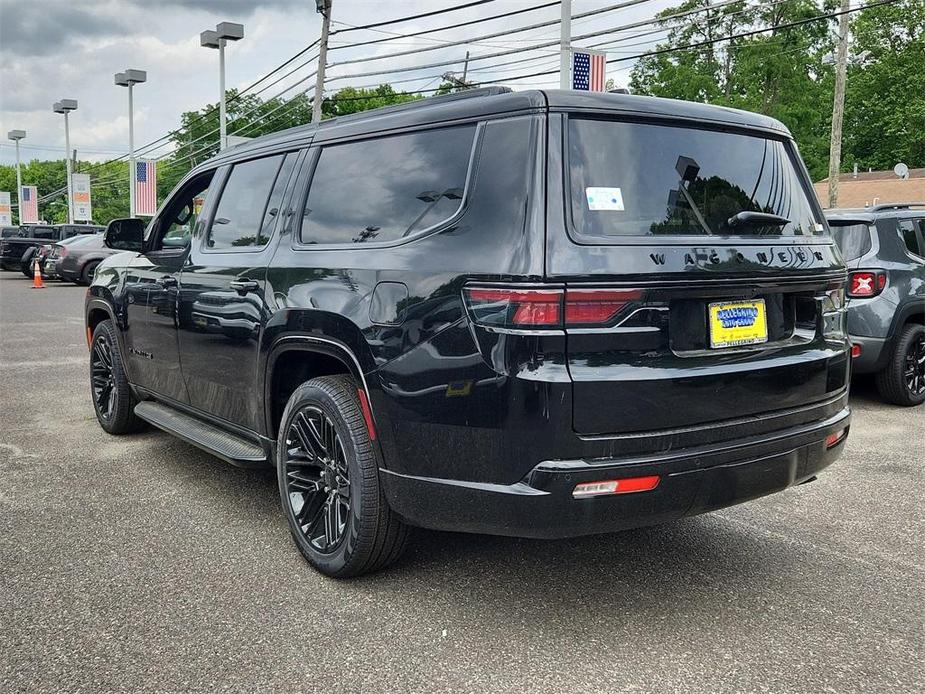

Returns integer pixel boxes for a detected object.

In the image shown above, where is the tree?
[843,0,925,171]
[630,0,838,179]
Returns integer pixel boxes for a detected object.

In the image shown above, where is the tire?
[277,375,409,578]
[80,261,100,286]
[90,320,144,434]
[21,250,35,278]
[875,324,925,407]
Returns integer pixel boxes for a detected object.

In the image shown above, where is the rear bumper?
[849,335,890,374]
[382,407,850,539]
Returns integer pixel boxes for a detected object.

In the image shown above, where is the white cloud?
[1,0,672,166]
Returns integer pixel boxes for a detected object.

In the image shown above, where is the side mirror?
[104,218,145,252]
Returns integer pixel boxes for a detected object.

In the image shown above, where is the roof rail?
[869,202,925,212]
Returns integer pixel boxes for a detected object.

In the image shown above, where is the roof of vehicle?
[204,87,792,171]
[826,203,925,225]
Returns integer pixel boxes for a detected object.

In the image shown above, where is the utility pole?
[313,0,332,125]
[827,0,850,209]
[462,50,470,84]
[559,0,571,89]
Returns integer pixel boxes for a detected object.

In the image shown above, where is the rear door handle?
[229,279,259,295]
[158,275,178,288]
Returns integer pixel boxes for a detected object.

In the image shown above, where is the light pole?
[201,22,244,150]
[115,69,147,217]
[53,99,78,224]
[7,130,25,222]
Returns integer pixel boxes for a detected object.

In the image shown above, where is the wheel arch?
[264,336,381,446]
[86,298,118,343]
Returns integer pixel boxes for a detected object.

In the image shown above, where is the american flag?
[572,49,607,92]
[135,160,157,216]
[20,186,39,223]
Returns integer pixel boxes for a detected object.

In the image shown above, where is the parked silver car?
[49,234,121,285]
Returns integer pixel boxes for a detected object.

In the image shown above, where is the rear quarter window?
[299,125,476,246]
[831,224,873,261]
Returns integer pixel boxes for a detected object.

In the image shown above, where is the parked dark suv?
[86,89,851,577]
[827,204,925,405]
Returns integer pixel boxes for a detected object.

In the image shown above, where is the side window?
[154,172,215,251]
[300,125,476,245]
[832,224,872,261]
[207,155,285,250]
[899,220,923,258]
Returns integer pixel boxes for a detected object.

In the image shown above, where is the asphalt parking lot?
[0,271,922,693]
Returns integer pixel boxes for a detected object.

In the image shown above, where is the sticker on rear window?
[586,187,624,211]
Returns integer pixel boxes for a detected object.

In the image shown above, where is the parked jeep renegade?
[827,204,925,406]
[86,89,851,577]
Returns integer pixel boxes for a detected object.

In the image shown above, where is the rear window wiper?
[727,211,791,229]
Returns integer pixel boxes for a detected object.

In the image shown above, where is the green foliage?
[844,0,925,170]
[630,0,924,180]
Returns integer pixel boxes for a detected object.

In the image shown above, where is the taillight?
[58,246,69,259]
[563,289,645,325]
[464,286,645,329]
[848,271,886,298]
[464,288,562,328]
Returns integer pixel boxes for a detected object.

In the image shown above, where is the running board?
[134,401,267,468]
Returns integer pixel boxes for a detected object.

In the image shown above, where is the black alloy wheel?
[284,406,351,554]
[91,334,116,421]
[277,375,409,577]
[876,324,925,407]
[904,332,925,397]
[89,320,144,433]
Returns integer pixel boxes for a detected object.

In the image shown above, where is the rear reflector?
[572,475,660,498]
[825,428,847,449]
[851,343,862,358]
[464,286,645,329]
[356,388,377,441]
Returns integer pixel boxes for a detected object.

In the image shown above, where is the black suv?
[86,89,851,577]
[828,204,925,405]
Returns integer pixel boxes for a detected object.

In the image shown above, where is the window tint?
[899,220,923,257]
[300,125,475,245]
[568,119,822,238]
[208,155,284,250]
[156,172,214,251]
[831,224,873,261]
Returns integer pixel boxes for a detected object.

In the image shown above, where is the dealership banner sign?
[0,192,11,226]
[72,173,92,221]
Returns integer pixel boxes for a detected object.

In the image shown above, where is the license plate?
[708,299,768,348]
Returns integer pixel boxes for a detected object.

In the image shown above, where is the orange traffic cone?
[31,256,45,289]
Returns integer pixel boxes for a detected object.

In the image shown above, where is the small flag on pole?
[572,48,607,92]
[20,186,39,223]
[135,160,157,216]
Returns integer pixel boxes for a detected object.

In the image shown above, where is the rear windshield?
[831,224,873,261]
[568,118,822,238]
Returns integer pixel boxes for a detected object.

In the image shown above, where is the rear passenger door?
[898,218,925,304]
[177,151,301,432]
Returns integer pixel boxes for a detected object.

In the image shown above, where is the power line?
[329,0,499,35]
[328,0,658,68]
[479,0,898,84]
[328,2,561,51]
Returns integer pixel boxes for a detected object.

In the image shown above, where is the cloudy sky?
[0,0,673,166]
